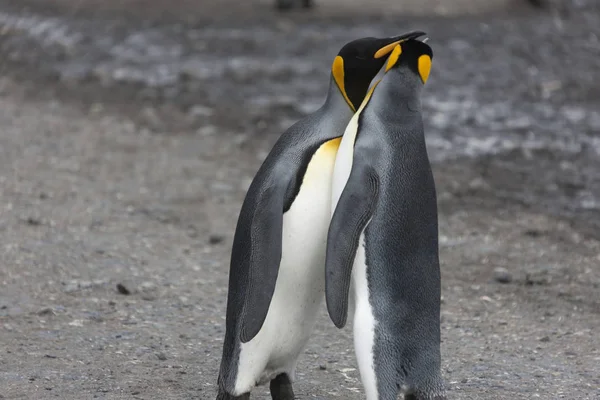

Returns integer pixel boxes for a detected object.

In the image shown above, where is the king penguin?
[326,38,447,400]
[216,32,428,400]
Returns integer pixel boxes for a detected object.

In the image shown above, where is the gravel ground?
[0,0,599,399]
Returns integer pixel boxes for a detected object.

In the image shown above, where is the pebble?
[493,267,513,284]
[209,234,225,245]
[139,281,157,292]
[116,283,131,295]
[37,308,54,316]
[187,105,214,118]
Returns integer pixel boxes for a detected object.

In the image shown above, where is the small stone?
[188,105,214,118]
[25,217,42,226]
[38,308,54,316]
[209,234,225,245]
[539,336,551,342]
[524,229,542,237]
[493,267,513,284]
[139,282,157,292]
[197,125,217,136]
[318,364,327,370]
[116,283,131,295]
[63,281,80,293]
[156,352,167,361]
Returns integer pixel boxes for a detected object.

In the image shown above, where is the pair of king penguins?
[217,31,446,400]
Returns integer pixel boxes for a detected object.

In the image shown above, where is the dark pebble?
[209,234,225,245]
[318,364,327,370]
[539,336,551,342]
[493,267,513,284]
[156,352,167,361]
[524,229,542,237]
[25,217,42,226]
[38,308,54,316]
[116,283,131,295]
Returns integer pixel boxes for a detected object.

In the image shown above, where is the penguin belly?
[233,138,341,394]
[352,231,379,400]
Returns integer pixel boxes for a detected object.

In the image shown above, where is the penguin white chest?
[234,138,342,392]
[331,111,360,214]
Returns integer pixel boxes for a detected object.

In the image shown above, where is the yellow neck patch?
[418,55,432,84]
[332,56,356,112]
[385,44,402,72]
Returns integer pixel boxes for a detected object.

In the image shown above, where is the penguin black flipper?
[237,179,288,344]
[325,154,380,329]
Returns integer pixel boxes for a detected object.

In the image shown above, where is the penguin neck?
[318,76,355,123]
[381,68,422,100]
[370,67,423,123]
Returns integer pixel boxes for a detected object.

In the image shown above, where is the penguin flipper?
[237,182,287,343]
[326,157,379,329]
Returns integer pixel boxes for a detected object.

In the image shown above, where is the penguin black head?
[383,38,433,85]
[331,31,427,111]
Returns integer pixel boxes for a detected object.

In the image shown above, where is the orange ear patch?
[332,56,356,112]
[418,54,432,84]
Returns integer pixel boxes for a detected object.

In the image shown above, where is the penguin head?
[383,38,433,85]
[331,31,427,111]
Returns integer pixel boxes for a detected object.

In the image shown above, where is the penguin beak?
[374,31,427,59]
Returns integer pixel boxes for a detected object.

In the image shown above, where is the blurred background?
[0,0,598,399]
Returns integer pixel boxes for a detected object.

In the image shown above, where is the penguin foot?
[216,388,250,400]
[275,0,294,10]
[269,373,295,400]
[405,394,447,400]
[526,0,547,8]
[275,0,313,11]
